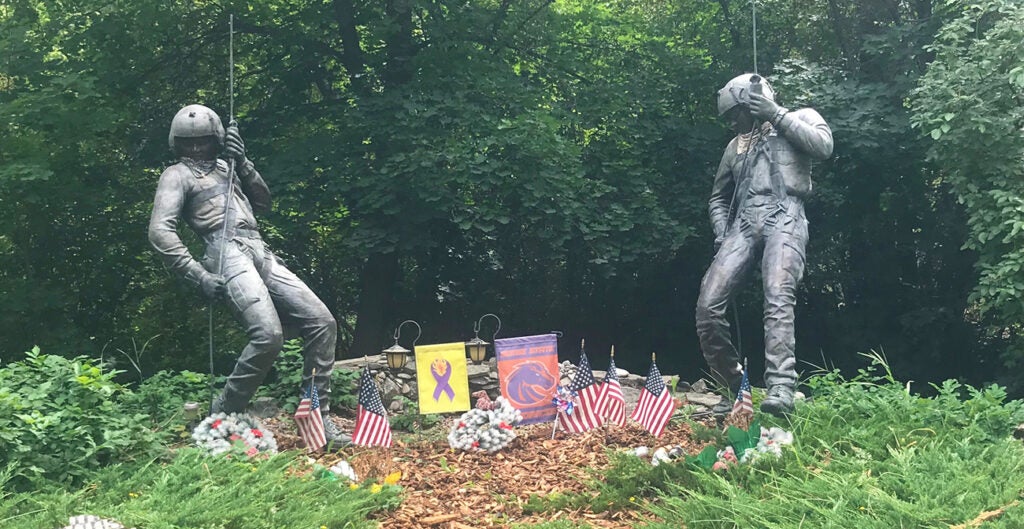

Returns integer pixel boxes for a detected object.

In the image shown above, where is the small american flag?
[597,353,626,426]
[557,348,605,434]
[630,356,677,437]
[294,379,326,452]
[352,366,392,448]
[731,365,754,420]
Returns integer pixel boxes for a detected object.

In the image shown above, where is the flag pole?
[603,344,615,438]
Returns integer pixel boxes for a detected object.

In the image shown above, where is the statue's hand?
[748,92,779,122]
[200,273,228,299]
[224,125,246,164]
[714,235,724,252]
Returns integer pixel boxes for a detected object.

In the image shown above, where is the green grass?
[641,353,1024,528]
[520,353,1024,528]
[7,352,1024,528]
[0,449,400,529]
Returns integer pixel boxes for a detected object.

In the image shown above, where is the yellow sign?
[415,342,470,414]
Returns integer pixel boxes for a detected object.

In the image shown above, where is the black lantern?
[382,320,421,370]
[466,313,501,364]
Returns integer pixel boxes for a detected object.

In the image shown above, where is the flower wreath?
[192,412,278,457]
[448,396,523,453]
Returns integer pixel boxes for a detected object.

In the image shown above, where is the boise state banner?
[496,334,559,425]
[415,342,471,414]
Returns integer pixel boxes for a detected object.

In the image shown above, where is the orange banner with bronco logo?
[496,334,559,425]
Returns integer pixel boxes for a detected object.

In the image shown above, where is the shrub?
[119,369,211,425]
[255,339,360,413]
[0,348,165,490]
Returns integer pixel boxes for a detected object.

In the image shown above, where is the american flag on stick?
[352,365,393,448]
[630,353,677,437]
[597,346,626,426]
[557,340,605,434]
[731,360,754,420]
[294,370,326,452]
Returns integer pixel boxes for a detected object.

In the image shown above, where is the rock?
[388,400,405,413]
[397,372,413,380]
[334,354,387,371]
[690,378,710,393]
[684,391,724,408]
[675,380,691,392]
[378,375,403,405]
[620,374,646,389]
[467,364,491,378]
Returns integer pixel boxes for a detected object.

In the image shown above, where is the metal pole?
[209,14,236,411]
[752,0,758,75]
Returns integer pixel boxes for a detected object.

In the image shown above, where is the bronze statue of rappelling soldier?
[696,74,833,417]
[148,104,349,444]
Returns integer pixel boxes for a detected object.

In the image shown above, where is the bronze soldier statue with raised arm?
[696,74,833,417]
[148,104,349,444]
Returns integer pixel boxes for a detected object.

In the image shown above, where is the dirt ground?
[266,412,710,529]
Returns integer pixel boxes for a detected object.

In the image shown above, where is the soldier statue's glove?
[714,235,724,252]
[199,272,228,299]
[224,124,247,166]
[747,92,780,122]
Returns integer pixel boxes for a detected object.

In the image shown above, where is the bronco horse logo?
[504,361,557,408]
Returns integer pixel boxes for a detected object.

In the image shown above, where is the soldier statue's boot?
[712,378,742,416]
[210,394,226,415]
[760,385,795,417]
[323,414,353,448]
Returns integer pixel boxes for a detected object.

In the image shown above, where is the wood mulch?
[265,410,711,529]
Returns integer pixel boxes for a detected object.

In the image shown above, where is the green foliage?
[0,348,165,491]
[641,354,1024,528]
[387,396,442,432]
[911,0,1024,373]
[254,339,360,413]
[0,0,1005,393]
[0,450,400,529]
[119,369,210,426]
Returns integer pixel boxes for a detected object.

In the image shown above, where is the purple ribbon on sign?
[431,359,455,402]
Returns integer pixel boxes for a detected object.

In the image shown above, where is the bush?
[0,348,165,490]
[255,339,360,413]
[119,369,211,425]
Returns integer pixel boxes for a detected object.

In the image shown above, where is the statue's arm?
[776,108,833,161]
[708,141,737,240]
[147,167,208,287]
[236,158,271,214]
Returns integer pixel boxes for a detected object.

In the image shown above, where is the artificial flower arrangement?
[682,420,794,470]
[192,412,278,457]
[447,396,523,453]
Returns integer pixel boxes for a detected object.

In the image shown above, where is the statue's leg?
[260,251,337,413]
[696,224,757,397]
[761,202,808,405]
[214,241,284,413]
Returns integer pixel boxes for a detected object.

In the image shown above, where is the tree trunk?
[349,252,400,357]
